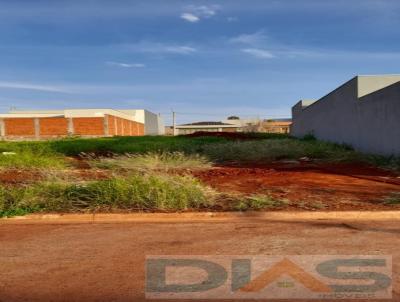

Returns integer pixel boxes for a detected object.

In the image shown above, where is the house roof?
[263,118,292,122]
[180,121,235,126]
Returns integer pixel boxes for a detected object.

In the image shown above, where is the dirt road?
[1,215,399,301]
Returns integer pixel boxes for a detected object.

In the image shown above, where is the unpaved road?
[1,216,400,302]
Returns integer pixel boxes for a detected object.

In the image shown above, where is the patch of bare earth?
[0,169,109,184]
[0,220,399,301]
[192,161,400,211]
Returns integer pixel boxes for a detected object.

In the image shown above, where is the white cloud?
[180,13,199,23]
[106,61,146,68]
[127,42,197,55]
[230,31,267,45]
[181,5,220,22]
[0,81,69,93]
[190,5,219,17]
[241,48,275,59]
[164,46,196,54]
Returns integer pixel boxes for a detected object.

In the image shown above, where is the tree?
[227,116,240,120]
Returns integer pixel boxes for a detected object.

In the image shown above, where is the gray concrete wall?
[144,110,165,135]
[292,75,400,156]
[157,114,165,135]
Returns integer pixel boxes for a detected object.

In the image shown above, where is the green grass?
[90,152,212,171]
[0,173,215,217]
[0,181,296,217]
[0,134,399,170]
[0,142,66,169]
[50,135,231,156]
[201,138,366,164]
[1,134,398,217]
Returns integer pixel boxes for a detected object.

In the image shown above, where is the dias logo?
[145,255,392,299]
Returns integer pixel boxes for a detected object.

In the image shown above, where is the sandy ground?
[1,215,399,302]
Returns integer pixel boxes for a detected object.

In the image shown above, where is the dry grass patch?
[89,152,212,172]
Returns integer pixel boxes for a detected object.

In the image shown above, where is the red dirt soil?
[1,220,399,301]
[0,169,108,184]
[193,161,400,211]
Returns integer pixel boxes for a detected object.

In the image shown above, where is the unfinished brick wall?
[4,118,35,137]
[118,118,124,136]
[40,118,69,136]
[123,119,130,136]
[72,117,105,136]
[107,115,116,136]
[0,115,145,140]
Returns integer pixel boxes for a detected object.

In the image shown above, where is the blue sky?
[1,0,400,124]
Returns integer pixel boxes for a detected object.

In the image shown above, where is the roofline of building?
[357,74,400,77]
[296,76,358,114]
[297,74,400,115]
[1,108,150,123]
[0,113,65,118]
[176,124,240,129]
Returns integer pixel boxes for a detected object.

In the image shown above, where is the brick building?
[0,108,164,140]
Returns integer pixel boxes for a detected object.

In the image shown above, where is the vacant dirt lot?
[2,160,399,211]
[1,215,399,301]
[194,161,400,210]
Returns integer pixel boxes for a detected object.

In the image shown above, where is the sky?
[1,0,400,124]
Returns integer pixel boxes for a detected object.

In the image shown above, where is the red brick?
[107,115,115,136]
[40,118,68,136]
[72,117,104,136]
[3,115,144,138]
[4,118,35,136]
[123,119,130,136]
[118,118,124,136]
